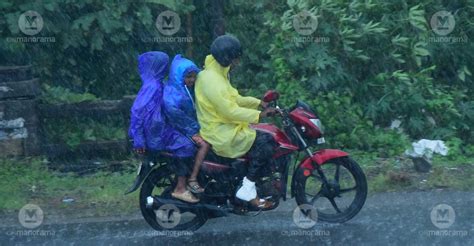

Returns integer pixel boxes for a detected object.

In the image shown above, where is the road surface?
[1,190,473,245]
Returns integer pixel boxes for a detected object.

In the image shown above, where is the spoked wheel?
[139,166,207,231]
[294,157,367,223]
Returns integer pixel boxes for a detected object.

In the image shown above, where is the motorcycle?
[126,90,367,231]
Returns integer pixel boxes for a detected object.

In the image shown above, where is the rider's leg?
[169,157,199,203]
[188,141,210,192]
[175,176,187,193]
[236,132,277,201]
[170,157,193,194]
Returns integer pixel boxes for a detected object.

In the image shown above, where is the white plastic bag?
[405,139,449,159]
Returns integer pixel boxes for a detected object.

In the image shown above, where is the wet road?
[1,191,473,245]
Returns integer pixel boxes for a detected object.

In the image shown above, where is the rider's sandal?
[171,190,200,203]
[248,196,274,210]
[187,179,205,194]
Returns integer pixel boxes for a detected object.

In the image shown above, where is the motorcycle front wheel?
[294,157,367,223]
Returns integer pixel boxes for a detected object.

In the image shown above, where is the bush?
[227,0,474,151]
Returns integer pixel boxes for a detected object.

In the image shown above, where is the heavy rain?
[0,0,473,245]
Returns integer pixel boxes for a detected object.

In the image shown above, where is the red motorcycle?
[126,90,367,231]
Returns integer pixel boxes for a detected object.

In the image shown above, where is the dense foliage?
[1,0,198,97]
[228,0,474,154]
[1,0,473,155]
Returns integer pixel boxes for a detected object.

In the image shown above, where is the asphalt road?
[1,190,473,246]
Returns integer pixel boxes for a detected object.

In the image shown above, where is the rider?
[163,54,210,202]
[128,51,200,203]
[129,51,172,155]
[194,35,277,209]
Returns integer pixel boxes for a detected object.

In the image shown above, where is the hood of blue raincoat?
[168,54,201,88]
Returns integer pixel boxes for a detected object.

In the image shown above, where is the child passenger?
[163,54,210,202]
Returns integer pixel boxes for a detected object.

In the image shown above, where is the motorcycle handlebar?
[265,107,284,117]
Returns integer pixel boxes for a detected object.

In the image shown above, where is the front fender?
[300,149,349,169]
[290,149,349,197]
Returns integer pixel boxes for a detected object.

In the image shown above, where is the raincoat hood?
[204,55,230,78]
[138,51,169,84]
[169,54,201,87]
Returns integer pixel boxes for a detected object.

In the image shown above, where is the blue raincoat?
[128,52,194,157]
[162,55,201,156]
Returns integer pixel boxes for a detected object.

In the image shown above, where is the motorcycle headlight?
[309,119,324,134]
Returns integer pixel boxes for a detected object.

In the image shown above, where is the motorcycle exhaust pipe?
[146,196,230,216]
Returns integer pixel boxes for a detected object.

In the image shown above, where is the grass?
[0,157,138,218]
[351,150,474,194]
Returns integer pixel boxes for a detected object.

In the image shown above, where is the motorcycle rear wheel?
[139,166,208,231]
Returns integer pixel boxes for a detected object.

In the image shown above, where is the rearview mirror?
[262,90,280,102]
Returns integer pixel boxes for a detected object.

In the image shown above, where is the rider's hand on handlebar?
[259,107,278,118]
[260,101,269,109]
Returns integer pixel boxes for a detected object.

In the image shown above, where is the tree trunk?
[210,0,225,39]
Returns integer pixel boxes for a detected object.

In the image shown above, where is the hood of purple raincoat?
[138,51,169,84]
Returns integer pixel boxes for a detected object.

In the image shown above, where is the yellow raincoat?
[195,55,261,158]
